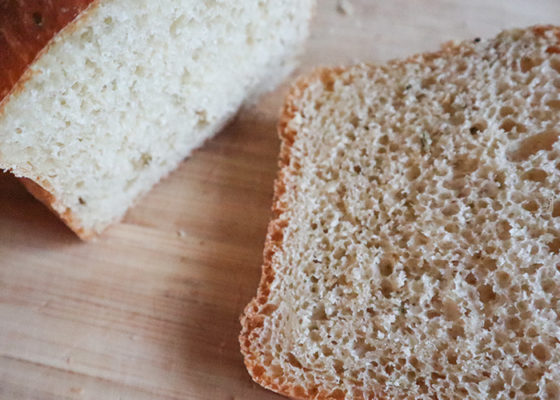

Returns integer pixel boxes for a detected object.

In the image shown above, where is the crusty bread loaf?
[240,26,560,400]
[0,0,314,239]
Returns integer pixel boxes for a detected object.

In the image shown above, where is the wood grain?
[1,1,559,399]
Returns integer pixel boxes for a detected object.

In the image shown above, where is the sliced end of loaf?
[0,0,315,238]
[241,26,560,400]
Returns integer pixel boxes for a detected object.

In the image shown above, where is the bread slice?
[0,0,315,239]
[240,26,560,400]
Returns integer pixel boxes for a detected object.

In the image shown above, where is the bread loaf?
[0,0,314,238]
[240,26,560,400]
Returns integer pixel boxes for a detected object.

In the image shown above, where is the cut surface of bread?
[240,26,560,400]
[0,0,314,239]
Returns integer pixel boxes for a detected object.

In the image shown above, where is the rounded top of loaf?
[0,0,94,102]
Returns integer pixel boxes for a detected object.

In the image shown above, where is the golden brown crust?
[0,0,96,104]
[18,177,93,240]
[239,68,352,400]
[239,25,560,400]
[240,68,380,400]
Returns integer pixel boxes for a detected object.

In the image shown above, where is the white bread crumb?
[0,0,315,238]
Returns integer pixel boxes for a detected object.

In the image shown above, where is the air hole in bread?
[500,118,517,133]
[533,343,550,362]
[333,360,345,375]
[546,381,560,399]
[353,338,376,357]
[546,99,560,110]
[406,164,421,180]
[450,112,465,126]
[506,316,522,332]
[378,258,393,276]
[441,203,459,217]
[520,56,543,72]
[481,182,499,199]
[455,59,470,73]
[492,200,503,212]
[478,284,497,303]
[287,352,303,369]
[550,57,560,74]
[465,272,477,285]
[527,326,540,337]
[523,168,548,182]
[469,120,488,135]
[521,382,539,395]
[442,299,461,321]
[523,199,539,212]
[548,237,560,253]
[541,278,556,294]
[508,130,560,162]
[195,110,209,128]
[80,27,94,43]
[444,223,459,234]
[500,106,515,118]
[497,220,512,240]
[260,304,278,316]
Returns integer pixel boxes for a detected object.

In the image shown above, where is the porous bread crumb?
[241,26,560,400]
[0,0,314,238]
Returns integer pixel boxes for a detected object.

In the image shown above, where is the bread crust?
[239,74,310,399]
[239,68,353,400]
[239,25,560,400]
[18,177,92,240]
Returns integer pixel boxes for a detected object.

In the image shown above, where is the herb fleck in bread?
[240,26,560,400]
[0,0,314,239]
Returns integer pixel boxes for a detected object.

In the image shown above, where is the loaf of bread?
[240,26,560,400]
[0,0,314,238]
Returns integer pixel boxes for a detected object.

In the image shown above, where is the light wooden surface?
[1,1,559,399]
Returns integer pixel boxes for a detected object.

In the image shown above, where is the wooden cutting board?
[1,1,559,398]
